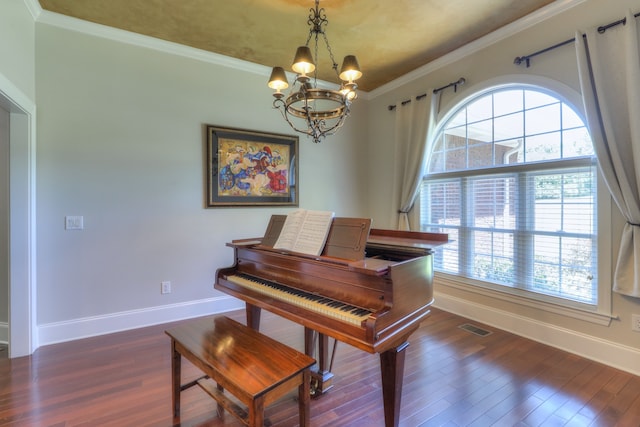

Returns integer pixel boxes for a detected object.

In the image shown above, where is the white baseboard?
[37,296,244,347]
[434,292,640,377]
[0,321,7,344]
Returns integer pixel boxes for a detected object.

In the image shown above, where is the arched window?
[420,86,599,308]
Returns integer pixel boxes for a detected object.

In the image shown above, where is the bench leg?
[299,370,311,427]
[248,395,266,427]
[216,383,225,420]
[170,339,181,419]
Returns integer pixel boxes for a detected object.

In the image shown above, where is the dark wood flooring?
[1,308,638,426]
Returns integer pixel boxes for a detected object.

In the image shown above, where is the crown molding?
[369,0,588,99]
[22,0,42,20]
[33,6,271,77]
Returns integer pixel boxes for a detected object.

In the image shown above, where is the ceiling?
[37,0,556,92]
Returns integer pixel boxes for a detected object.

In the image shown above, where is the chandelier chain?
[313,31,320,84]
[322,32,340,76]
[306,1,340,80]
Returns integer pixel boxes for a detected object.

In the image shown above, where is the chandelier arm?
[268,0,359,143]
[273,99,322,143]
[310,114,349,141]
[273,98,350,144]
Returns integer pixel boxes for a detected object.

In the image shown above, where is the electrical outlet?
[632,314,640,332]
[161,281,171,294]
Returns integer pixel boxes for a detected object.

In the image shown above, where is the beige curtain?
[393,91,440,230]
[575,10,640,298]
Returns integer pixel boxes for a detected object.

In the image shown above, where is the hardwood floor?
[1,308,638,426]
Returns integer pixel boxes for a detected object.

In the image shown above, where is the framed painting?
[206,125,299,207]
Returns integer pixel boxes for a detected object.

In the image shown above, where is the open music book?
[272,209,335,256]
[260,213,372,260]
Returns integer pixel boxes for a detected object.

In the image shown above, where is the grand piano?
[215,215,448,427]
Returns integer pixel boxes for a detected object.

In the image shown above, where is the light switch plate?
[65,215,84,230]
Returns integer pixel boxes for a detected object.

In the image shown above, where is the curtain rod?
[434,77,466,94]
[387,77,465,110]
[514,11,640,68]
[388,93,427,111]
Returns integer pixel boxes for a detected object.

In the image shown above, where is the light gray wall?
[366,0,640,352]
[34,21,368,326]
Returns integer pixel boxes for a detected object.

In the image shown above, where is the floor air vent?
[459,323,492,337]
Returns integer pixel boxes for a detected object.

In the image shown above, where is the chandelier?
[267,0,362,143]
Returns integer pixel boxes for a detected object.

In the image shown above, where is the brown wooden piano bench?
[165,315,315,427]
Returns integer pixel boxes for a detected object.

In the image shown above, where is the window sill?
[435,272,615,326]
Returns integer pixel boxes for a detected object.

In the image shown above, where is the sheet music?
[273,209,335,256]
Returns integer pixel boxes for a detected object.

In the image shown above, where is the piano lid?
[367,228,449,251]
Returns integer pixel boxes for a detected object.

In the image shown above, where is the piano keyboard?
[226,273,372,326]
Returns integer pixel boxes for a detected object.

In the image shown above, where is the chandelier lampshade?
[268,0,362,143]
[339,55,362,82]
[291,46,316,76]
[268,67,289,97]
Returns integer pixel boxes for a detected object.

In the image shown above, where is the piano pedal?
[309,370,334,398]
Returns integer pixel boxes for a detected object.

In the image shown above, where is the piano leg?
[246,303,261,330]
[380,342,409,427]
[304,328,334,397]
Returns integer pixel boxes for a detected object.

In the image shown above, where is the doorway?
[1,104,8,357]
[0,77,36,358]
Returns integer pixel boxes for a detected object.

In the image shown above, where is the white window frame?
[419,76,612,325]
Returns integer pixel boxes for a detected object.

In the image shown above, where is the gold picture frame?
[206,125,299,207]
